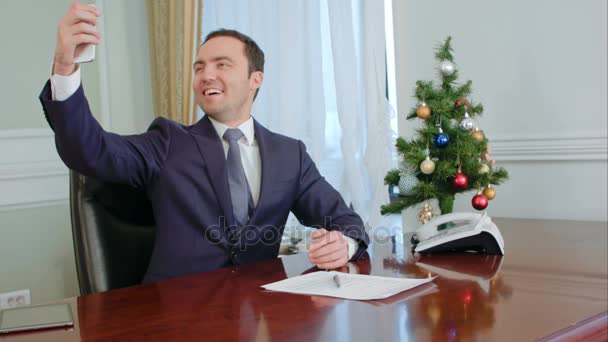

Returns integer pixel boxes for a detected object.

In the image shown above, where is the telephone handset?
[411,212,505,255]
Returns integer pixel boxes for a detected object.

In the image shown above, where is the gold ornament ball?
[420,157,436,174]
[416,105,431,120]
[418,203,436,224]
[483,187,496,200]
[471,129,484,142]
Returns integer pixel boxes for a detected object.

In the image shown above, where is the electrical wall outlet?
[0,289,31,309]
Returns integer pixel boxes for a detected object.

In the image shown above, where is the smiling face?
[193,36,263,126]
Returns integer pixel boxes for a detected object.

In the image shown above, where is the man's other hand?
[54,1,102,75]
[308,229,349,270]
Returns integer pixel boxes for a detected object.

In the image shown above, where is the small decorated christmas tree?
[381,37,508,222]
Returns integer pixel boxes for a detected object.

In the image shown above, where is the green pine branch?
[435,36,454,62]
[415,80,435,100]
[453,81,472,101]
[384,169,400,185]
[441,71,459,91]
[469,103,484,116]
[406,109,418,120]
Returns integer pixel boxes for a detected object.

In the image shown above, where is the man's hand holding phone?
[53,2,102,76]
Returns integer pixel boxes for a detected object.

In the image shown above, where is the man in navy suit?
[40,3,369,283]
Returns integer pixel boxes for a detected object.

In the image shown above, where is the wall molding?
[0,128,68,211]
[1,131,605,208]
[491,135,607,162]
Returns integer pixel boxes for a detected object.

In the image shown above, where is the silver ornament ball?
[398,173,419,196]
[459,114,475,131]
[449,118,459,129]
[439,61,455,76]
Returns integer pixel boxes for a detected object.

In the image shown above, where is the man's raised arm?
[40,1,170,188]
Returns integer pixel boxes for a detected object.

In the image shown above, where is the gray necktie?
[223,128,249,226]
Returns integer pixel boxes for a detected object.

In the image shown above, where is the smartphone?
[74,44,95,64]
[74,4,97,64]
[0,303,74,334]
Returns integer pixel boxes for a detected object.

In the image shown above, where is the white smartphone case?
[74,44,95,64]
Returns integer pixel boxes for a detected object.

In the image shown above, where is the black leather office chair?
[69,170,156,295]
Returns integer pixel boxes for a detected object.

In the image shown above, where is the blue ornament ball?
[434,132,450,148]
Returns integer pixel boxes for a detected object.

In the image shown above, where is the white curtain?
[201,0,394,228]
[202,0,326,159]
[327,1,395,227]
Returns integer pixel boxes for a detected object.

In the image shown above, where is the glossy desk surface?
[2,218,607,341]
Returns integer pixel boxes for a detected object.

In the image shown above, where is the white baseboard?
[0,129,68,211]
[491,135,607,162]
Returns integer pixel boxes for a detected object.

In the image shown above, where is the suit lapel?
[190,116,234,226]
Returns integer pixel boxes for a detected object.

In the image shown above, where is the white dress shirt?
[50,67,359,259]
[50,66,82,101]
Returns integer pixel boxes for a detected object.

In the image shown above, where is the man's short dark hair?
[203,29,265,75]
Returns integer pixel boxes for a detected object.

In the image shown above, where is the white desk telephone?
[411,212,505,255]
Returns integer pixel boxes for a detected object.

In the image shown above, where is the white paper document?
[261,271,436,300]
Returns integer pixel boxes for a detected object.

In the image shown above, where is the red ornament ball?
[452,172,469,189]
[472,193,489,210]
[455,98,471,109]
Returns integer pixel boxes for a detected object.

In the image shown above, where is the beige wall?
[392,0,607,221]
[0,204,79,302]
[0,0,151,304]
[0,0,101,129]
[0,0,85,303]
[97,0,154,134]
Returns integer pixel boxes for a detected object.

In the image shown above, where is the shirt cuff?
[50,65,81,101]
[345,236,359,260]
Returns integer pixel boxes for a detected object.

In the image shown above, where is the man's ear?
[250,71,264,90]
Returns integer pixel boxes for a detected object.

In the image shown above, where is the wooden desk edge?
[537,311,607,342]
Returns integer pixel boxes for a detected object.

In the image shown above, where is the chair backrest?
[69,170,156,295]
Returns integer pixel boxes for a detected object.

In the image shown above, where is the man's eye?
[219,63,229,68]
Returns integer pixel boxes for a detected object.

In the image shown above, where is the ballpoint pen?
[333,274,341,288]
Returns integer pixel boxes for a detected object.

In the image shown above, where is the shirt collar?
[208,116,256,145]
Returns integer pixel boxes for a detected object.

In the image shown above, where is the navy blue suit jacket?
[39,81,369,283]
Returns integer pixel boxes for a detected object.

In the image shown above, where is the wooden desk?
[2,218,606,341]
